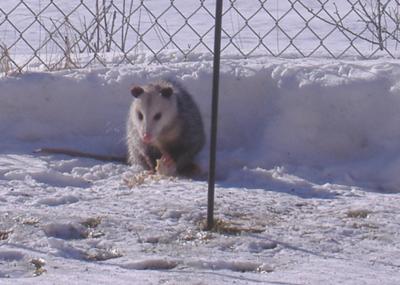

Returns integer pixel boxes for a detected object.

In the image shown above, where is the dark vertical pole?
[207,0,223,231]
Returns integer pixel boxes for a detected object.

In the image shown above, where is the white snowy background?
[1,1,400,285]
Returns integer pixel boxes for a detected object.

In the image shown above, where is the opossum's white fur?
[126,79,205,175]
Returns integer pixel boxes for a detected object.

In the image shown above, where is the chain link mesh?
[0,0,399,74]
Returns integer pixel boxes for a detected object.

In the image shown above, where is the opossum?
[35,79,205,176]
[126,79,205,176]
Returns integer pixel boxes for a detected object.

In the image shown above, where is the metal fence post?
[207,0,223,231]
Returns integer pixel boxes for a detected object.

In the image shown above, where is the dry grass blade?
[81,217,102,228]
[200,219,265,235]
[0,229,13,240]
[0,43,12,75]
[346,209,372,218]
[31,258,47,276]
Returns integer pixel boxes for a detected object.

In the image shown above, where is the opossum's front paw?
[156,156,177,176]
[161,154,174,167]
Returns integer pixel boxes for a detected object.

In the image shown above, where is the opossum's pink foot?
[161,154,174,167]
[156,156,177,176]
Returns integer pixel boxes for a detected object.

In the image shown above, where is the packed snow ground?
[1,56,400,284]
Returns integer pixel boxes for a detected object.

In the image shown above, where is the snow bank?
[1,57,400,191]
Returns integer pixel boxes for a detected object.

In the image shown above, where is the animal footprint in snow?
[156,155,177,176]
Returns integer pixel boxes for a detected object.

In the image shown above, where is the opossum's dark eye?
[137,111,143,121]
[154,113,162,121]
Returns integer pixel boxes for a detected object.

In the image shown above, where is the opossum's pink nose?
[142,133,152,144]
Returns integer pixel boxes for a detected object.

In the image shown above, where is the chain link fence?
[1,0,400,74]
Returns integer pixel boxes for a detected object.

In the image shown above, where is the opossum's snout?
[142,133,153,144]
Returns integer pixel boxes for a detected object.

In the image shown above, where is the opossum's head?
[130,83,179,145]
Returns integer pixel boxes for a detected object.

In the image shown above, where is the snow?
[2,0,400,283]
[1,56,400,284]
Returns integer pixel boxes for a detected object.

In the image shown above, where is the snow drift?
[1,56,400,192]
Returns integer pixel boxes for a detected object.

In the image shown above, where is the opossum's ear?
[131,86,144,98]
[160,87,173,98]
